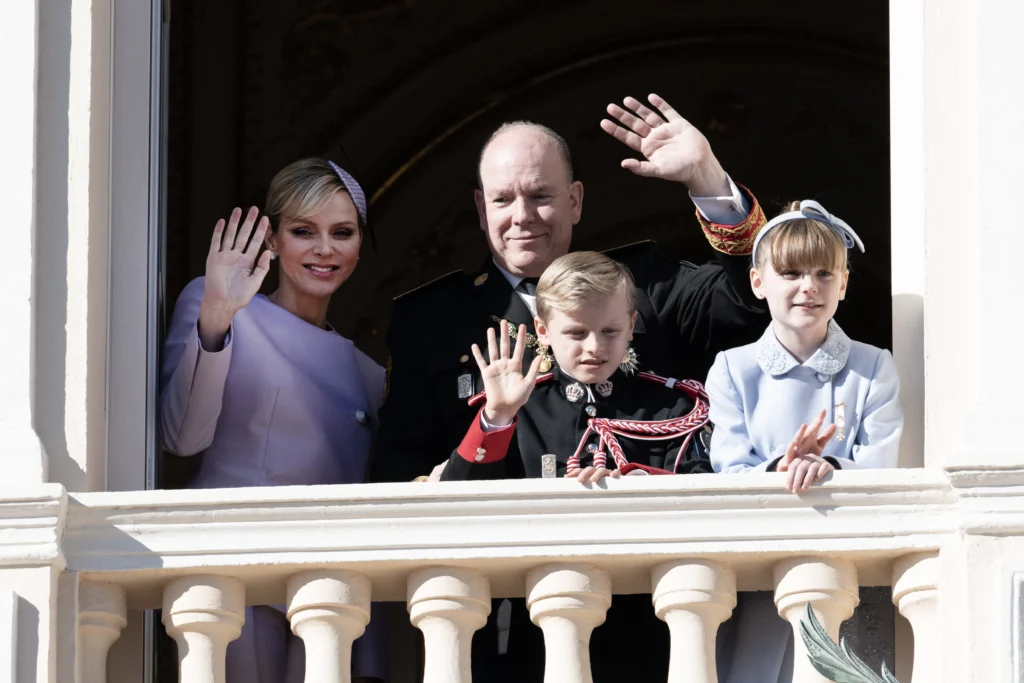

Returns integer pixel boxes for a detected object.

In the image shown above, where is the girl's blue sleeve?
[839,350,903,470]
[707,352,769,472]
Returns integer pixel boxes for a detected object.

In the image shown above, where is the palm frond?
[799,604,899,683]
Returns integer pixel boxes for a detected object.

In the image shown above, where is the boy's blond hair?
[755,201,847,273]
[536,251,636,321]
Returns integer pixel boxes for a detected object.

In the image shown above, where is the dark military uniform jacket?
[372,193,768,483]
[441,367,713,481]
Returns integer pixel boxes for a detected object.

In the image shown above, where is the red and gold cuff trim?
[456,409,516,464]
[695,184,766,256]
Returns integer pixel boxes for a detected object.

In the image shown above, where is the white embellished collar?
[756,320,851,377]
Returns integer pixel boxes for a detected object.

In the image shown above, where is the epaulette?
[467,373,554,407]
[393,269,462,302]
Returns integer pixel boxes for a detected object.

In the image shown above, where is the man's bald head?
[477,121,574,188]
[473,121,584,278]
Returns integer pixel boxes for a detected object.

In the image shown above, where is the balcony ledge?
[58,469,969,606]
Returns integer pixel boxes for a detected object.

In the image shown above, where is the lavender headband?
[327,160,368,227]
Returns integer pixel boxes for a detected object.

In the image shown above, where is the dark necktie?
[517,277,539,296]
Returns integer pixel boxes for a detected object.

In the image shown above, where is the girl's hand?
[472,321,543,426]
[565,466,621,485]
[783,453,835,493]
[198,207,274,349]
[778,410,836,471]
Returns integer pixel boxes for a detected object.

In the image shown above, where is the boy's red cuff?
[457,409,516,464]
[619,463,674,476]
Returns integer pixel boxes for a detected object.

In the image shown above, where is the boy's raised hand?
[778,410,837,493]
[472,321,543,427]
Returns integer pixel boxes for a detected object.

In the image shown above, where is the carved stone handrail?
[62,470,955,606]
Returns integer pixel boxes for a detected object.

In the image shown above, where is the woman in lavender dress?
[160,159,385,683]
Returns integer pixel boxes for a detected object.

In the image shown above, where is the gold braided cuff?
[696,185,766,256]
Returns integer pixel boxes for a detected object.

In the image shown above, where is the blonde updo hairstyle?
[755,201,848,273]
[264,158,362,233]
[536,251,636,322]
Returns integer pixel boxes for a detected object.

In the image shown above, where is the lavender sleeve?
[159,277,234,456]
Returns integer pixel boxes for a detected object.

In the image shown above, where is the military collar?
[756,319,851,377]
[554,367,627,402]
[472,259,535,327]
[492,260,525,291]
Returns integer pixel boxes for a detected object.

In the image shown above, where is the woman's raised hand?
[472,321,543,427]
[198,207,274,349]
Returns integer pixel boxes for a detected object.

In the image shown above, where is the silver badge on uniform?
[541,454,557,479]
[565,382,584,403]
[458,373,474,399]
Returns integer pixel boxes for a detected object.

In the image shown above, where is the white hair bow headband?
[751,200,865,265]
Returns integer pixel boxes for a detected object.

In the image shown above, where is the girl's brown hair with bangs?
[755,201,848,273]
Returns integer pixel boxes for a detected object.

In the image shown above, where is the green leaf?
[798,604,899,683]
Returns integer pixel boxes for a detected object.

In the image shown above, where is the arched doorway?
[166,0,890,366]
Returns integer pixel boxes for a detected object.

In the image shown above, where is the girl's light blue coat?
[707,320,903,473]
[706,321,903,683]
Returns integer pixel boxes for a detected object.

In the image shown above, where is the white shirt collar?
[756,319,851,377]
[493,260,537,316]
[493,261,523,289]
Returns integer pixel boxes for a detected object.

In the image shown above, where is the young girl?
[706,201,903,683]
[439,250,714,484]
[706,199,903,493]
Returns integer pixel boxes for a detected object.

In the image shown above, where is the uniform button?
[585,405,597,417]
[816,372,830,383]
[460,354,469,363]
[586,443,599,454]
[355,410,368,425]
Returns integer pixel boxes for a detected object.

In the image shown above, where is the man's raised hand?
[600,94,730,196]
[472,321,543,426]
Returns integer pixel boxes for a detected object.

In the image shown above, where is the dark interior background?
[160,3,894,678]
[165,0,891,366]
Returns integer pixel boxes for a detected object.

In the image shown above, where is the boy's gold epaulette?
[392,269,463,302]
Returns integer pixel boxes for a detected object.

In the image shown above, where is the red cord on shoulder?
[637,372,708,402]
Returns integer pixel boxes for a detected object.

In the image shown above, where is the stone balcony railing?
[23,468,1017,683]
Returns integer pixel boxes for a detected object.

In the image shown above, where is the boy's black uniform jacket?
[372,193,769,485]
[437,367,714,683]
[441,367,713,480]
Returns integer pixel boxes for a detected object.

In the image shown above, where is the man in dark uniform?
[374,93,768,484]
[372,94,769,682]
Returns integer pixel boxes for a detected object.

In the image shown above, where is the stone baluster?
[652,560,736,683]
[287,569,371,683]
[892,552,940,683]
[526,564,611,683]
[407,567,490,683]
[78,581,127,683]
[774,557,859,683]
[162,575,245,683]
